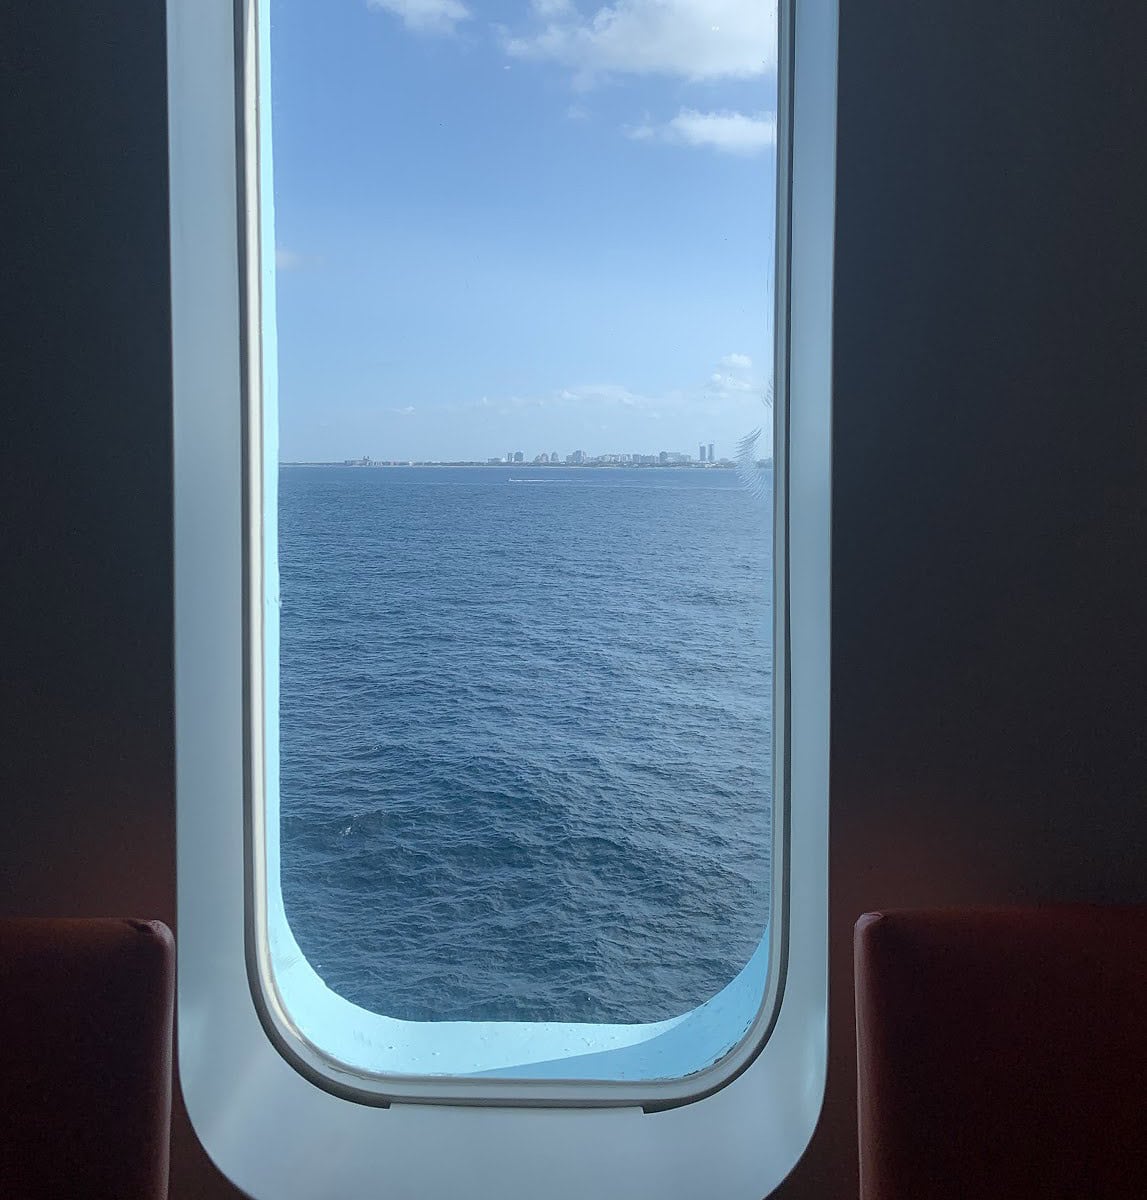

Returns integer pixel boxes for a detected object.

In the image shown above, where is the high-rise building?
[708,442,715,462]
[550,451,559,464]
[699,443,706,462]
[513,450,524,463]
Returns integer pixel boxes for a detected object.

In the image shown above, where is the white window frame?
[171,0,834,1191]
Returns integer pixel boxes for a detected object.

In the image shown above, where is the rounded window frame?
[171,0,834,1189]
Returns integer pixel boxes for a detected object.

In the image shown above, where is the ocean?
[278,464,773,1024]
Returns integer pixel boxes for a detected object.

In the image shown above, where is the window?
[261,0,778,1098]
[171,0,833,1191]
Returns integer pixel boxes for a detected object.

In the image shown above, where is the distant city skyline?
[270,0,776,463]
[286,439,775,466]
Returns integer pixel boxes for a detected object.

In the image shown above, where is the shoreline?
[280,460,770,470]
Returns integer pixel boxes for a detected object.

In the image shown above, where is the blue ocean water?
[279,465,772,1024]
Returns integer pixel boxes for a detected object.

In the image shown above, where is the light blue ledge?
[267,903,770,1080]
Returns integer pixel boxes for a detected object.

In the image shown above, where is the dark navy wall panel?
[0,5,239,1195]
[783,4,1147,1196]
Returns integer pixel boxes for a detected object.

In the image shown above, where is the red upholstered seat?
[0,918,175,1200]
[854,907,1147,1200]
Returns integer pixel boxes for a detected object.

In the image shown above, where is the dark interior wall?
[0,3,174,922]
[0,5,227,1193]
[1,4,1144,1200]
[776,3,1147,1197]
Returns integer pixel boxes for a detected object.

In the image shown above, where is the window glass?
[263,0,778,1081]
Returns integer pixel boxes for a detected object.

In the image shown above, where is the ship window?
[250,0,783,1098]
[172,0,831,1187]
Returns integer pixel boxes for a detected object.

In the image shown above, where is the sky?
[269,0,778,463]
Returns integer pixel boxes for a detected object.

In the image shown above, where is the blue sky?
[270,0,777,462]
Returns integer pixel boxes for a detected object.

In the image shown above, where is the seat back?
[855,907,1147,1199]
[0,918,174,1200]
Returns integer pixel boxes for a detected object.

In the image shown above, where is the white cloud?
[556,383,659,409]
[452,383,659,414]
[276,247,330,271]
[390,405,416,415]
[623,119,657,141]
[670,109,775,153]
[628,109,775,155]
[503,0,776,84]
[708,350,761,398]
[710,371,753,392]
[368,0,470,36]
[452,355,766,426]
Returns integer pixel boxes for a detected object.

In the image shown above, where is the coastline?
[280,460,769,470]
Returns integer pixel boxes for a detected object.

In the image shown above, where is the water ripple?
[279,466,772,1023]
